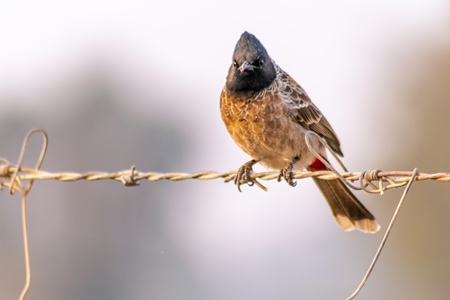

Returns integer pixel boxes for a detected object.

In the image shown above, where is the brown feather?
[220,32,379,233]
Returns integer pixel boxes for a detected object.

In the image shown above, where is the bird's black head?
[226,32,276,94]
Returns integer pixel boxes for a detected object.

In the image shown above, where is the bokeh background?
[1,1,450,299]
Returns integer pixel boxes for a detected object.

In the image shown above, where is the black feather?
[226,32,276,93]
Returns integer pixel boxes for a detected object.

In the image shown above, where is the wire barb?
[120,165,140,186]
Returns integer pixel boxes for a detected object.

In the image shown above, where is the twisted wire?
[0,128,446,300]
[1,165,449,192]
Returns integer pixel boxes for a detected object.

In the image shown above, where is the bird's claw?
[235,160,257,192]
[278,157,299,187]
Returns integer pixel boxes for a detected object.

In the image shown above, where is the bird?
[220,31,380,233]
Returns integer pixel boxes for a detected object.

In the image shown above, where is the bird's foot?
[278,157,299,187]
[235,160,258,192]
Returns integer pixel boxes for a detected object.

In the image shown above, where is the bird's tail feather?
[308,159,380,233]
[311,176,380,233]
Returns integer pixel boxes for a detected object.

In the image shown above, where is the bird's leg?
[278,157,299,187]
[235,159,258,192]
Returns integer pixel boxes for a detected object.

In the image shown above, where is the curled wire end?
[0,163,11,178]
[120,166,140,187]
[10,129,48,195]
[364,169,382,182]
[359,170,385,195]
[0,162,11,191]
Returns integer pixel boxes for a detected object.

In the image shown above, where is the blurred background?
[1,1,450,299]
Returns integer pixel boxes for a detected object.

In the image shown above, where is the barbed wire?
[1,164,450,193]
[1,128,448,300]
[1,128,449,194]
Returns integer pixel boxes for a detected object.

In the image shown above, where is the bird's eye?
[233,61,238,68]
[256,58,264,67]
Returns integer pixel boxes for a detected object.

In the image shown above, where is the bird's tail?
[308,158,380,233]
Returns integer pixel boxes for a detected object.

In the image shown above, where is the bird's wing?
[277,67,343,156]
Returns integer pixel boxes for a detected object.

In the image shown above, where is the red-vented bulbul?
[220,31,379,233]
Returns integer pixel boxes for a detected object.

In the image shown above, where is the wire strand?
[2,167,448,191]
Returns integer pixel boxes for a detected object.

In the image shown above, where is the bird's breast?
[220,86,310,170]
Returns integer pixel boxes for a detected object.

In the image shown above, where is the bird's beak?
[239,61,255,72]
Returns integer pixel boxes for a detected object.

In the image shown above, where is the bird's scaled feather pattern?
[221,31,379,233]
